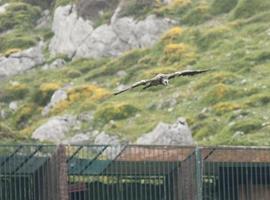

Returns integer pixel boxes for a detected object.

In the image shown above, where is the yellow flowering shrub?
[51,100,70,114]
[161,26,183,42]
[213,102,242,114]
[164,43,189,55]
[4,48,22,57]
[40,83,61,92]
[163,43,196,63]
[51,84,110,114]
[172,0,191,7]
[203,84,241,104]
[67,85,110,102]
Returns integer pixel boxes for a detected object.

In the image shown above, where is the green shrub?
[67,70,82,78]
[119,0,157,18]
[231,0,270,19]
[230,119,263,134]
[0,31,38,53]
[196,25,231,50]
[202,84,242,104]
[0,2,41,33]
[32,83,61,106]
[54,0,73,8]
[94,103,139,124]
[182,3,211,25]
[210,0,238,15]
[245,93,270,107]
[13,104,36,128]
[0,83,29,102]
[0,123,15,139]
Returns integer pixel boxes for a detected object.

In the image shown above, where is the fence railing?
[0,145,270,200]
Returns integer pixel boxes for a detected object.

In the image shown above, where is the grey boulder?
[136,117,194,145]
[0,42,44,79]
[32,115,79,143]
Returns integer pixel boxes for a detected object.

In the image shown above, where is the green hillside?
[0,0,269,145]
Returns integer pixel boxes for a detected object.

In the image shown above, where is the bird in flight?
[113,69,210,95]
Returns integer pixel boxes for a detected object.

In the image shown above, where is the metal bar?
[79,145,108,174]
[11,146,42,175]
[67,146,83,163]
[0,145,23,167]
[195,147,203,200]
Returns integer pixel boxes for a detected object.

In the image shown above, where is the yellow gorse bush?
[8,82,27,91]
[52,85,110,114]
[39,83,61,92]
[67,85,110,102]
[172,0,191,6]
[213,102,242,114]
[164,43,189,55]
[163,43,196,63]
[161,26,183,42]
[4,48,22,57]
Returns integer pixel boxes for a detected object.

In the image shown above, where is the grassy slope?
[0,0,269,145]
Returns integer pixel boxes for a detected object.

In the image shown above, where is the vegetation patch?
[210,0,238,15]
[0,2,41,33]
[0,82,29,102]
[182,2,211,25]
[0,29,39,53]
[32,82,61,106]
[94,103,139,125]
[213,102,242,115]
[230,119,263,134]
[51,85,110,114]
[202,84,242,104]
[230,0,270,19]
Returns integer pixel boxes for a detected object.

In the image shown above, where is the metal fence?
[0,145,270,200]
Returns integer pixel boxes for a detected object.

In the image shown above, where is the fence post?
[195,147,203,200]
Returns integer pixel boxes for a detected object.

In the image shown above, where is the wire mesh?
[201,147,270,200]
[0,145,270,200]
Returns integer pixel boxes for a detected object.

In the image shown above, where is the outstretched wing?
[114,79,151,95]
[167,69,210,80]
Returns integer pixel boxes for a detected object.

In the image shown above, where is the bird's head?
[161,78,169,86]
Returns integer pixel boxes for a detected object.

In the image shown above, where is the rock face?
[42,88,68,116]
[94,132,120,145]
[36,9,51,29]
[94,132,123,158]
[42,58,66,70]
[136,117,194,145]
[49,5,174,58]
[32,115,79,143]
[49,5,94,57]
[0,3,9,14]
[63,133,91,145]
[0,42,44,79]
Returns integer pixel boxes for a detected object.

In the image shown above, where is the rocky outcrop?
[136,117,194,145]
[0,3,9,14]
[49,5,174,59]
[32,115,79,143]
[42,88,68,116]
[94,132,125,159]
[49,5,94,57]
[41,58,66,70]
[94,132,120,145]
[0,42,44,79]
[36,9,51,29]
[63,133,91,144]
